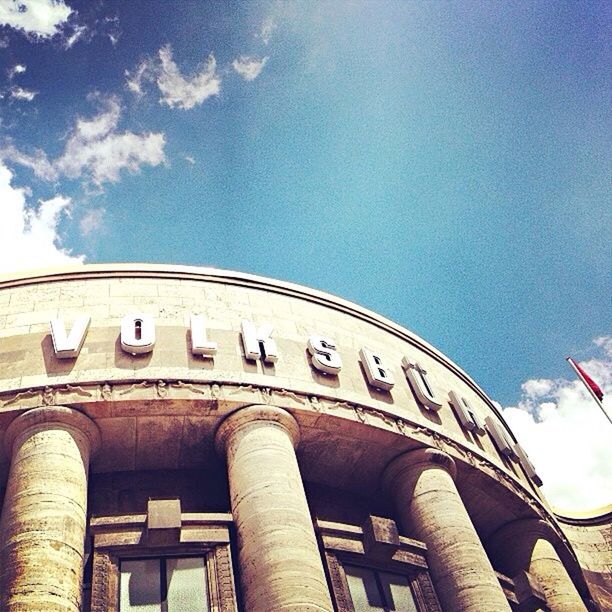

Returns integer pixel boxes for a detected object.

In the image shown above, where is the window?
[317,516,521,611]
[316,516,442,612]
[88,511,238,612]
[344,564,418,612]
[120,557,209,612]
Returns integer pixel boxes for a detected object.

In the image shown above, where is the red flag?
[567,357,604,401]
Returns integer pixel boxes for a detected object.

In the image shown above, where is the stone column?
[383,448,511,612]
[215,405,333,612]
[490,519,587,611]
[0,406,100,612]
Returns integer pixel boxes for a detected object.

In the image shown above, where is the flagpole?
[566,357,612,426]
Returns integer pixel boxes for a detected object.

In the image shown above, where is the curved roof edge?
[554,504,612,526]
[0,263,516,439]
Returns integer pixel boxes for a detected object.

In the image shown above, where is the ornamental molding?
[0,377,571,549]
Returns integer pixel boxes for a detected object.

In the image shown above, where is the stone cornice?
[0,377,571,552]
[0,263,515,440]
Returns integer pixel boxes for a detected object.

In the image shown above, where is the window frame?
[316,519,441,612]
[341,560,423,611]
[88,513,238,612]
[119,553,213,611]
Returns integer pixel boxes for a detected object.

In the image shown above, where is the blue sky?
[0,1,610,508]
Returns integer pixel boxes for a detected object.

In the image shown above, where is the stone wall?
[0,265,605,611]
[557,509,612,610]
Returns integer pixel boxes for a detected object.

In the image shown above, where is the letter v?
[50,316,91,358]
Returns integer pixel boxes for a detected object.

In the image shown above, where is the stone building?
[0,264,609,611]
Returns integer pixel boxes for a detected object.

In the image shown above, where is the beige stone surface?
[216,405,333,612]
[490,518,588,611]
[384,448,512,612]
[530,538,587,611]
[557,510,612,573]
[0,266,520,484]
[0,406,100,612]
[0,265,601,611]
[557,512,612,610]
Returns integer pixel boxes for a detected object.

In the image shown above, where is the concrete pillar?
[490,519,587,611]
[215,405,333,612]
[0,406,100,612]
[383,448,511,612]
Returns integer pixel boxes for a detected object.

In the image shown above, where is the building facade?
[0,264,609,611]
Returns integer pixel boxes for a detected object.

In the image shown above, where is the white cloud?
[0,161,83,273]
[503,341,612,512]
[232,55,268,81]
[2,94,166,188]
[125,45,221,109]
[157,44,220,110]
[125,58,154,98]
[258,16,276,45]
[62,16,119,50]
[7,63,26,79]
[2,64,36,102]
[0,3,119,49]
[0,0,72,39]
[9,85,37,101]
[521,378,558,399]
[70,94,121,140]
[594,336,612,356]
[0,142,54,178]
[183,154,195,166]
[64,23,88,49]
[57,95,166,185]
[79,206,105,236]
[103,16,120,46]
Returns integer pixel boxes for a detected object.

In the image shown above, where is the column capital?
[489,519,587,610]
[215,404,300,455]
[4,405,101,459]
[383,447,456,493]
[490,518,557,548]
[489,517,574,574]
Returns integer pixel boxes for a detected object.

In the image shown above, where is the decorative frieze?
[0,377,571,565]
[2,311,544,488]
